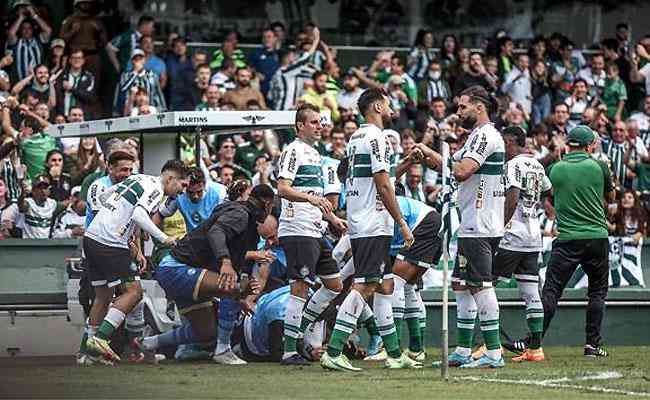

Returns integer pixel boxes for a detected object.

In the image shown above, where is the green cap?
[567,125,596,147]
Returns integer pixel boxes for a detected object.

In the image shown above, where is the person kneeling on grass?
[134,185,277,359]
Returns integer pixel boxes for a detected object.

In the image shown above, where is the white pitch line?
[459,372,650,397]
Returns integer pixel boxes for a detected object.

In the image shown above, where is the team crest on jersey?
[192,212,201,224]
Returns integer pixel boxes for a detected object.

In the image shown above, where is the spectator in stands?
[603,120,633,189]
[210,57,237,94]
[496,36,514,80]
[417,59,451,106]
[208,138,250,181]
[615,23,631,57]
[56,106,85,157]
[140,35,167,90]
[71,136,103,186]
[501,53,532,114]
[336,71,364,116]
[51,185,86,239]
[106,15,155,73]
[124,86,155,116]
[165,36,196,111]
[531,59,552,126]
[329,129,346,160]
[54,49,96,118]
[407,29,435,81]
[235,130,267,176]
[44,149,71,201]
[0,54,13,99]
[608,189,647,246]
[114,49,166,116]
[565,79,593,130]
[195,84,221,111]
[550,39,579,101]
[46,39,66,77]
[270,22,287,50]
[439,34,459,70]
[187,63,211,110]
[404,163,425,202]
[342,119,358,140]
[250,28,280,97]
[18,174,61,239]
[548,102,570,137]
[528,35,548,64]
[11,64,55,109]
[219,164,236,186]
[625,118,649,165]
[222,67,266,110]
[209,32,247,70]
[60,0,107,85]
[578,54,607,99]
[300,71,340,122]
[6,3,52,81]
[630,95,650,147]
[602,62,628,122]
[0,177,15,239]
[601,38,632,93]
[453,52,497,95]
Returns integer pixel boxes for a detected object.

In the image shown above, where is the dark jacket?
[54,68,97,116]
[171,200,266,274]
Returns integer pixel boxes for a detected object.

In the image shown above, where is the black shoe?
[502,337,528,355]
[584,344,609,358]
[281,353,310,366]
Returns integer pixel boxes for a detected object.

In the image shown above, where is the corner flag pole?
[440,142,450,381]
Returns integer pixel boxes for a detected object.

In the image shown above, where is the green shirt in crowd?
[20,132,57,180]
[235,142,266,175]
[602,77,628,120]
[548,151,614,241]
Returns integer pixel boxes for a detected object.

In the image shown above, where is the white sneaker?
[212,349,248,365]
[76,353,114,367]
[363,348,387,361]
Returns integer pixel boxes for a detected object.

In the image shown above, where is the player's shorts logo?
[187,268,196,276]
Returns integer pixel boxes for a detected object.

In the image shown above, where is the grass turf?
[1,346,649,399]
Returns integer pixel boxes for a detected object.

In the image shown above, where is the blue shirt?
[246,286,290,356]
[250,47,280,96]
[84,175,113,229]
[391,196,434,255]
[160,180,228,231]
[144,55,167,80]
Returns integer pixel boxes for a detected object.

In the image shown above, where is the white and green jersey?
[453,123,505,238]
[500,154,552,252]
[278,139,325,238]
[345,124,396,239]
[86,174,164,249]
[22,197,58,239]
[322,156,342,197]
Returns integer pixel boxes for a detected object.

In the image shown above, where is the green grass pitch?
[2,347,649,399]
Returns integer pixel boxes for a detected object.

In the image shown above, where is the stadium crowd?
[1,1,649,245]
[0,0,646,368]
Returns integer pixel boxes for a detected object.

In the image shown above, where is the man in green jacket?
[542,125,615,358]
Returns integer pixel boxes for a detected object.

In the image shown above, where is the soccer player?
[390,183,443,362]
[320,88,420,371]
[493,126,551,362]
[135,185,277,357]
[157,166,245,365]
[277,104,347,365]
[78,149,140,365]
[414,85,506,368]
[83,160,187,363]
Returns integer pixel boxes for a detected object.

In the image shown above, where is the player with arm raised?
[415,85,506,368]
[320,88,421,372]
[83,160,187,363]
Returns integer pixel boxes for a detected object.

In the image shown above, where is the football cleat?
[76,352,115,367]
[86,336,121,362]
[431,351,473,368]
[280,353,310,366]
[363,348,387,361]
[584,344,609,358]
[212,349,248,365]
[460,354,505,369]
[385,353,423,369]
[320,352,362,372]
[512,348,545,362]
[404,349,426,362]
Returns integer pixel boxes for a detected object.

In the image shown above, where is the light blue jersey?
[391,196,434,255]
[85,175,114,229]
[245,286,291,356]
[159,180,228,231]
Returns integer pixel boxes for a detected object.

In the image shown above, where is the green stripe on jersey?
[477,163,503,175]
[296,165,322,176]
[24,214,51,228]
[485,152,505,162]
[350,166,396,178]
[353,154,371,164]
[293,177,324,187]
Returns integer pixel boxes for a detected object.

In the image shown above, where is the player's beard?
[460,114,477,130]
[381,112,393,128]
